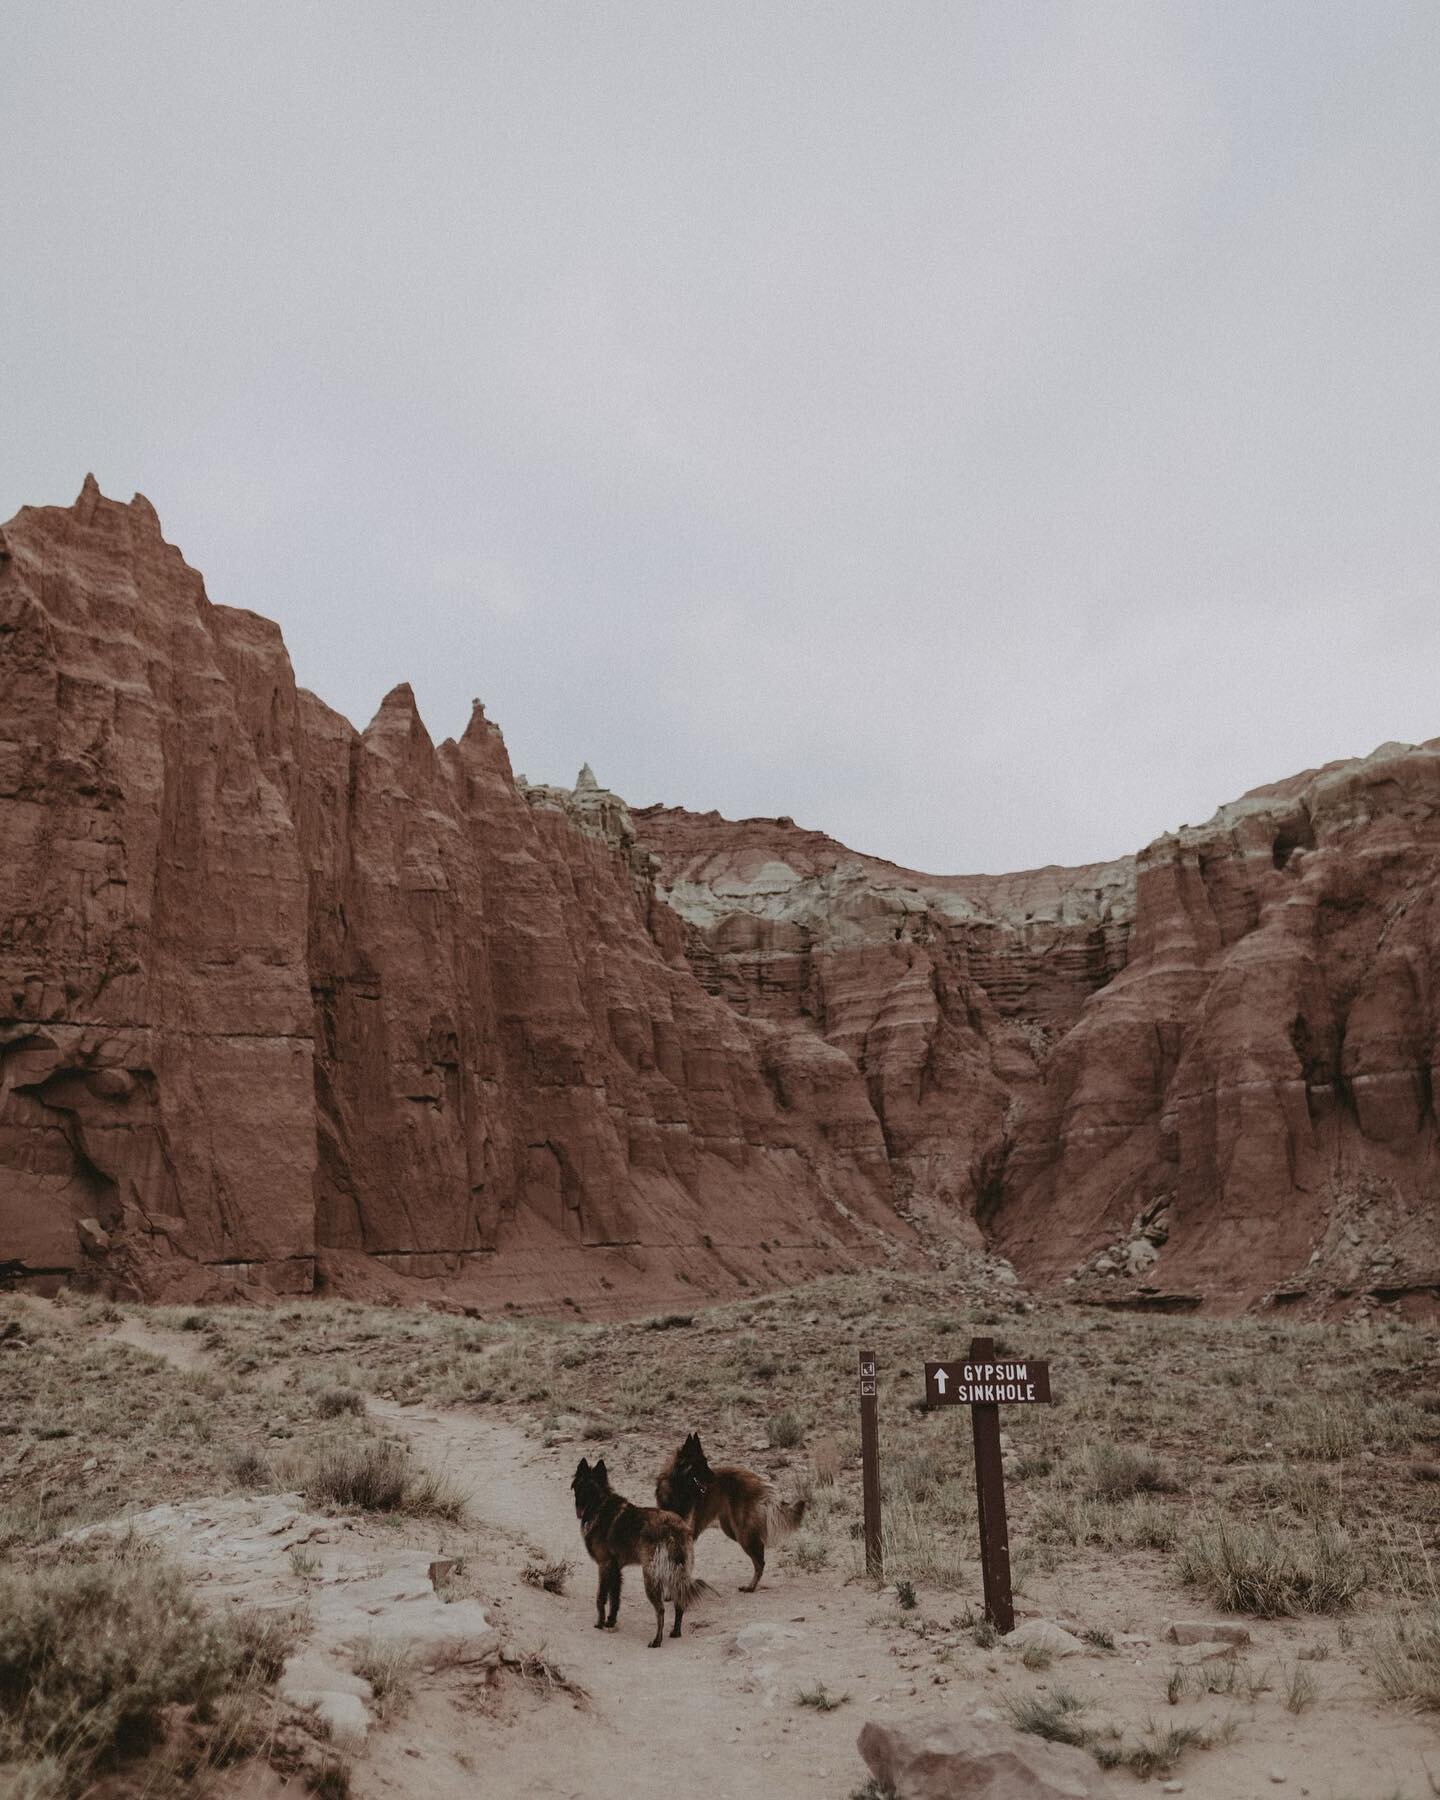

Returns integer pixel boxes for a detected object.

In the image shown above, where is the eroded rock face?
[4,480,1437,1311]
[996,748,1440,1308]
[0,483,902,1305]
[635,756,1440,1310]
[0,478,316,1291]
[635,805,1133,1241]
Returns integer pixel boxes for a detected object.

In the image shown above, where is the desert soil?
[105,1316,1438,1800]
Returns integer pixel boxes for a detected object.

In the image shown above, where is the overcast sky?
[4,4,1438,874]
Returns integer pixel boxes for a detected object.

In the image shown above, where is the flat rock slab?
[1006,1620,1086,1658]
[71,1493,499,1740]
[859,1711,1112,1799]
[730,1622,807,1707]
[1164,1620,1251,1647]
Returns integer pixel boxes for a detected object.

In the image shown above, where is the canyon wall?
[0,482,902,1310]
[2,481,1435,1312]
[637,764,1440,1314]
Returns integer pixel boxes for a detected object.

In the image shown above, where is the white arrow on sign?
[933,1368,948,1395]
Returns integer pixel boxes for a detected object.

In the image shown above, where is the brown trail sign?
[858,1349,882,1579]
[925,1335,1053,1634]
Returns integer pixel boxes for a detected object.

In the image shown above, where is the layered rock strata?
[0,482,903,1307]
[636,760,1440,1313]
[3,480,1436,1312]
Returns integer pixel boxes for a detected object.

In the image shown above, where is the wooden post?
[858,1347,882,1580]
[968,1334,1014,1633]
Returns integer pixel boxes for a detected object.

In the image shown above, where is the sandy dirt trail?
[104,1316,1440,1800]
[105,1313,894,1797]
[367,1398,888,1800]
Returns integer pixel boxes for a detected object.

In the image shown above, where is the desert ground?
[2,1266,1437,1800]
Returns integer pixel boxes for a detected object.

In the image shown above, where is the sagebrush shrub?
[0,1547,291,1792]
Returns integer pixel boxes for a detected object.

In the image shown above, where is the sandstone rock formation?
[3,479,1436,1313]
[634,805,1131,1250]
[0,481,902,1307]
[635,759,1440,1314]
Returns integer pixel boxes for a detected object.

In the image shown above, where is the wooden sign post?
[923,1336,1053,1634]
[858,1348,882,1580]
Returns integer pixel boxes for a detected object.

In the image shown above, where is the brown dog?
[655,1431,807,1592]
[571,1457,707,1647]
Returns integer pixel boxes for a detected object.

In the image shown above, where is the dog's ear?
[574,1457,590,1481]
[594,1458,608,1484]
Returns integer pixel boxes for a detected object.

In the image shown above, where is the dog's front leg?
[606,1564,622,1628]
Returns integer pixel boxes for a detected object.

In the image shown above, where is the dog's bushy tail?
[763,1487,808,1543]
[647,1523,712,1611]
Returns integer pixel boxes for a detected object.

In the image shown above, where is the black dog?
[571,1457,708,1647]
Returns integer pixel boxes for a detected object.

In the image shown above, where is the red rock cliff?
[636,763,1440,1313]
[0,483,904,1308]
[4,482,1435,1313]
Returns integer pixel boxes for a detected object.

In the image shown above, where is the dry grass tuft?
[226,1446,275,1491]
[306,1751,353,1797]
[1177,1519,1366,1616]
[296,1437,466,1521]
[1285,1662,1318,1713]
[522,1557,572,1595]
[350,1638,414,1720]
[1004,1684,1091,1745]
[795,1681,848,1710]
[314,1386,366,1420]
[811,1436,842,1488]
[1368,1607,1440,1711]
[499,1647,587,1703]
[1075,1440,1178,1501]
[767,1409,804,1449]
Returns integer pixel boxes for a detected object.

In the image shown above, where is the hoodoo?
[3,481,1436,1315]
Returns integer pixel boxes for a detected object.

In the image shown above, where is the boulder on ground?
[858,1711,1112,1799]
[1006,1619,1085,1658]
[1124,1238,1158,1278]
